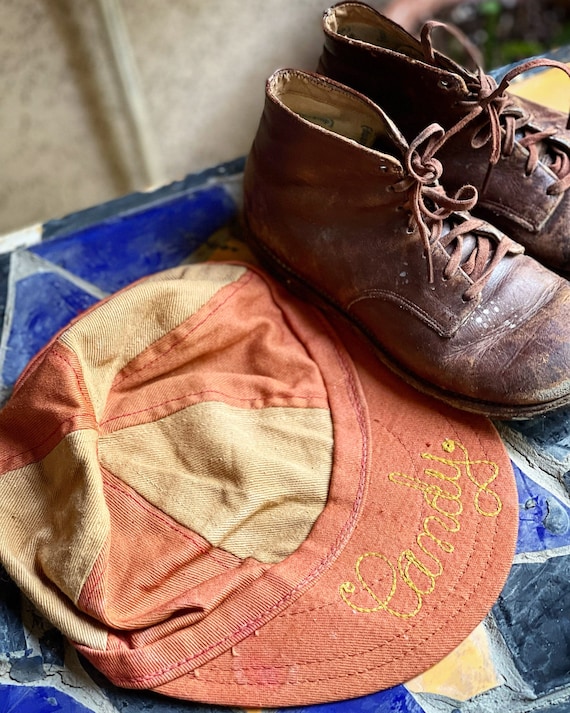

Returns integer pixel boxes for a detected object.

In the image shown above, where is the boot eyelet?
[438,79,451,89]
[406,226,415,234]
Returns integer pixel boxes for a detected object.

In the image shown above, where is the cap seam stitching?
[109,307,370,685]
[112,270,255,388]
[1,348,95,469]
[100,392,329,428]
[181,493,500,682]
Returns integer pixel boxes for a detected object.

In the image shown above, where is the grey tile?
[493,557,570,695]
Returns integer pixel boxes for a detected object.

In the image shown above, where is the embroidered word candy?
[339,439,502,618]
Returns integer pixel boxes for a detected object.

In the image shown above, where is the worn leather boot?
[318,2,570,276]
[243,68,570,419]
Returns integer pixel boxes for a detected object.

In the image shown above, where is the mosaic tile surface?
[2,110,570,711]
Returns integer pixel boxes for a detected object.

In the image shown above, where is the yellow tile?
[188,223,256,265]
[509,64,570,112]
[406,623,500,702]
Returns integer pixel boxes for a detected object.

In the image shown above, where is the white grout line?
[513,544,570,565]
[0,224,43,254]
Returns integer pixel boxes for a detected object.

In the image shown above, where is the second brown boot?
[318,2,570,276]
[243,69,570,419]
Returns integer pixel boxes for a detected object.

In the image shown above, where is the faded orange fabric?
[0,263,518,708]
[0,341,96,472]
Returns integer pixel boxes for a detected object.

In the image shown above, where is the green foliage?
[437,0,570,68]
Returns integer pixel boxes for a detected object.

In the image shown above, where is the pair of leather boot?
[243,1,570,419]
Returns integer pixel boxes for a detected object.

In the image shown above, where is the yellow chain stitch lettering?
[339,439,502,617]
[339,552,422,618]
[432,439,502,517]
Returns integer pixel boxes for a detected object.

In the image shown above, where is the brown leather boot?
[318,2,570,276]
[243,68,570,419]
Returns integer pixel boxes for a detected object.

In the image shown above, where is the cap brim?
[73,265,518,707]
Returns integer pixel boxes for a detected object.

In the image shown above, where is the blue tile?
[42,158,244,243]
[2,272,99,386]
[32,186,237,293]
[286,686,425,713]
[491,46,570,82]
[513,462,570,553]
[0,684,95,712]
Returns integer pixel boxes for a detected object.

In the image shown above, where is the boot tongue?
[439,216,515,291]
[441,220,486,272]
[525,130,570,178]
[511,121,570,180]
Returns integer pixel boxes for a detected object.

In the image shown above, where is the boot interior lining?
[325,4,424,60]
[273,73,393,151]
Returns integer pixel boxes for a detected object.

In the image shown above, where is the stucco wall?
[0,0,341,235]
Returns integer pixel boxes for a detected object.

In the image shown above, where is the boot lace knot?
[392,123,521,300]
[420,20,570,195]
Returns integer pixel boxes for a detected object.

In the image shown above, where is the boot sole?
[240,215,570,421]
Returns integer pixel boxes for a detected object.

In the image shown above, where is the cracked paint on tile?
[504,410,570,466]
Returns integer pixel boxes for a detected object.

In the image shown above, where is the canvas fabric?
[0,262,518,707]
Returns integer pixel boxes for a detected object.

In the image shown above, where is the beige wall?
[1,0,362,235]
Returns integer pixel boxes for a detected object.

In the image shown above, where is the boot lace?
[393,123,522,300]
[420,21,570,195]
